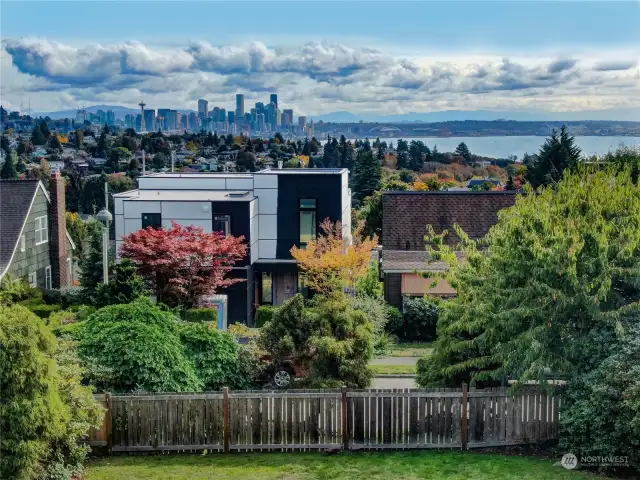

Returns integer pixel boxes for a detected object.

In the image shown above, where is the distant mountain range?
[312,108,640,123]
[36,105,640,123]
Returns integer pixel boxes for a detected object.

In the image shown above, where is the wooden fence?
[89,386,561,453]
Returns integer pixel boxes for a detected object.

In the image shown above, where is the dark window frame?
[299,197,317,247]
[142,213,162,230]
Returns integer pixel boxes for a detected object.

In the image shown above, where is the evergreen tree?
[505,175,516,191]
[152,152,167,170]
[49,133,62,152]
[322,137,340,168]
[351,150,381,206]
[0,150,18,179]
[526,126,581,188]
[226,133,233,146]
[362,139,372,151]
[38,120,51,138]
[302,138,311,156]
[376,144,385,162]
[409,140,425,171]
[212,131,219,147]
[417,167,640,387]
[396,150,409,170]
[93,258,149,307]
[31,125,46,146]
[455,142,473,164]
[79,221,105,297]
[432,144,442,162]
[16,155,26,174]
[74,130,84,149]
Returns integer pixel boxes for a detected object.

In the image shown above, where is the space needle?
[139,101,146,132]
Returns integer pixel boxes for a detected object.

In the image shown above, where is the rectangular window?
[45,265,52,290]
[213,214,231,236]
[28,271,37,287]
[35,216,48,245]
[20,234,26,252]
[141,213,162,230]
[261,272,273,304]
[299,198,316,246]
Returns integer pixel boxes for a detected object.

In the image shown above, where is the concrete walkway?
[370,356,418,366]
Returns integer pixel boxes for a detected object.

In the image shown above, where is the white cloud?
[2,37,639,115]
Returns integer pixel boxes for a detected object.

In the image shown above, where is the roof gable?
[0,180,48,277]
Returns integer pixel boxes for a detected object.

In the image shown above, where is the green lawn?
[370,364,417,375]
[86,451,609,480]
[387,342,433,358]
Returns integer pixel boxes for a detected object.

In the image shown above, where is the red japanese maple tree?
[119,221,247,307]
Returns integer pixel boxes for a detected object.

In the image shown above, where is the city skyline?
[1,1,639,118]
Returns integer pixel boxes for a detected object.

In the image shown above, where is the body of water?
[351,136,640,159]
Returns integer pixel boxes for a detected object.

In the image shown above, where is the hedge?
[184,308,219,324]
[255,305,278,327]
[28,304,62,319]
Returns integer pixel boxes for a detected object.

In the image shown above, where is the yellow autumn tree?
[291,218,378,295]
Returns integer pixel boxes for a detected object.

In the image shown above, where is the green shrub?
[385,305,403,334]
[52,321,87,341]
[43,287,84,308]
[559,325,640,474]
[0,304,101,480]
[93,259,149,308]
[78,298,202,393]
[260,294,374,388]
[355,261,383,298]
[390,297,439,342]
[179,323,243,390]
[48,309,78,328]
[254,305,277,327]
[28,303,62,319]
[184,308,219,323]
[349,295,389,338]
[0,274,41,305]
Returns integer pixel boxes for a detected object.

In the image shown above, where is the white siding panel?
[258,214,277,240]
[123,200,161,218]
[115,240,123,260]
[249,198,258,219]
[124,218,142,235]
[254,189,278,214]
[161,201,212,220]
[250,241,258,264]
[114,197,124,215]
[258,240,277,259]
[139,177,227,190]
[253,174,278,189]
[161,218,212,231]
[114,215,124,241]
[225,178,254,190]
[250,213,259,244]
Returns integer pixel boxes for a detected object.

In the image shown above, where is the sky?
[1,0,639,117]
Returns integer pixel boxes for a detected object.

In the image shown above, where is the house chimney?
[49,171,69,288]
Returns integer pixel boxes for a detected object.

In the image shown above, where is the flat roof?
[257,168,347,175]
[140,172,254,179]
[117,190,255,202]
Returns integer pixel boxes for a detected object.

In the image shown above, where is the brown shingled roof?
[382,191,517,250]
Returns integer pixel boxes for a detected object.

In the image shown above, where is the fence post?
[223,387,230,453]
[461,383,468,450]
[341,386,348,450]
[104,392,112,455]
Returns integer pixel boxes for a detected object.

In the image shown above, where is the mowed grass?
[370,364,417,375]
[85,451,610,480]
[387,342,433,357]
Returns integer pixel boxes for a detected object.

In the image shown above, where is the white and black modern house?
[113,168,351,325]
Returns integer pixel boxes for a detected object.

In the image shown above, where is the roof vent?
[226,191,249,198]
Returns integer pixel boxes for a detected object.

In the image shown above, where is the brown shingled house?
[381,191,518,308]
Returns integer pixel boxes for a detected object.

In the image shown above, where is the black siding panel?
[276,174,342,259]
[211,200,251,266]
[219,268,250,325]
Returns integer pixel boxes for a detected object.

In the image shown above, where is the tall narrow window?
[299,198,316,247]
[35,216,48,245]
[142,213,161,229]
[213,214,231,236]
[261,272,273,304]
[20,234,26,252]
